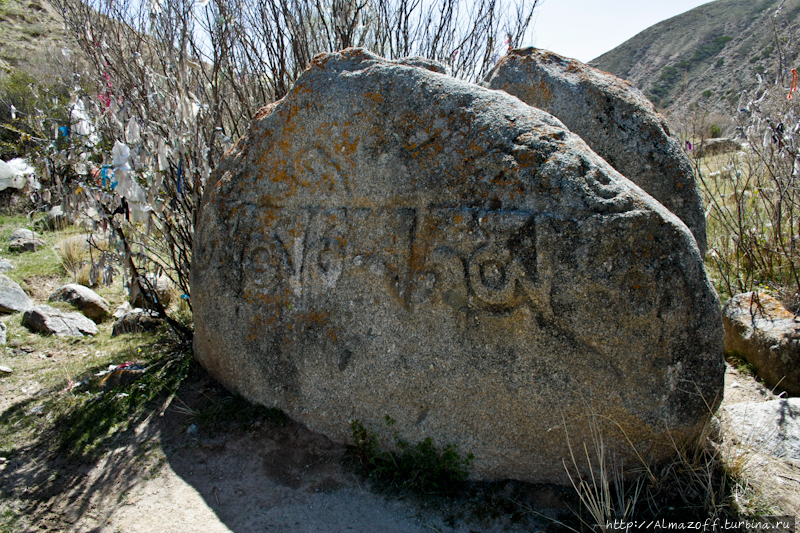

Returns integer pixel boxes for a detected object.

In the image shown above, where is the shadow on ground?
[0,359,578,532]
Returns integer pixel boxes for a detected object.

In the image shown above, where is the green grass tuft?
[347,417,474,495]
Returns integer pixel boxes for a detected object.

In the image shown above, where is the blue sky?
[529,0,715,62]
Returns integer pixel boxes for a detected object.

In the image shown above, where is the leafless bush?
[695,81,800,310]
[43,0,538,340]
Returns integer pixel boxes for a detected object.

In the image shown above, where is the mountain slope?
[0,0,74,81]
[590,0,800,111]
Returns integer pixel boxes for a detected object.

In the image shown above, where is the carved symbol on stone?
[311,237,344,289]
[249,245,279,289]
[469,244,522,306]
[580,168,634,213]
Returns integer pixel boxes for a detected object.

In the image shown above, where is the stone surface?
[482,48,707,255]
[192,48,724,484]
[0,322,6,345]
[48,283,111,323]
[723,292,800,395]
[0,258,12,272]
[34,205,69,231]
[8,228,45,252]
[9,228,38,241]
[0,274,31,313]
[695,137,743,159]
[112,309,162,337]
[131,273,173,309]
[23,304,98,337]
[722,399,800,459]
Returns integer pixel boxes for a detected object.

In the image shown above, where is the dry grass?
[54,230,113,287]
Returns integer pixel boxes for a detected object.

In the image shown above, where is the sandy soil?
[0,368,571,532]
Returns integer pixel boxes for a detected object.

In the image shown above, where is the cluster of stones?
[192,48,724,484]
[0,230,164,339]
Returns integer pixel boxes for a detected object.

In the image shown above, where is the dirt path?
[0,366,568,532]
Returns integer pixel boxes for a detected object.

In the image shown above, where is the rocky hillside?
[590,0,800,112]
[0,0,73,81]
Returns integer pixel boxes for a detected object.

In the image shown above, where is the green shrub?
[347,417,474,495]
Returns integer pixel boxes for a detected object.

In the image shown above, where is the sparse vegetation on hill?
[591,0,800,112]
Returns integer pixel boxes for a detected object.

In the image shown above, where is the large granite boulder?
[482,48,707,256]
[48,284,111,323]
[0,274,31,313]
[192,48,724,484]
[723,292,800,395]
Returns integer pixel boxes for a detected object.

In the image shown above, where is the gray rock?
[0,322,6,345]
[131,273,173,309]
[696,138,742,159]
[723,292,800,395]
[48,284,111,323]
[0,274,31,313]
[113,302,132,319]
[34,205,69,232]
[723,399,800,459]
[482,48,707,255]
[192,48,724,484]
[9,229,38,241]
[0,258,12,272]
[111,309,162,337]
[22,304,98,337]
[8,228,45,253]
[53,234,92,252]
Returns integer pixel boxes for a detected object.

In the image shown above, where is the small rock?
[0,258,13,272]
[22,305,99,337]
[723,292,800,395]
[0,322,6,345]
[113,301,132,320]
[131,273,173,309]
[8,228,45,253]
[0,274,32,314]
[111,309,162,337]
[0,365,12,373]
[186,424,198,435]
[34,205,69,232]
[27,405,44,416]
[9,228,38,242]
[696,138,743,158]
[723,398,800,459]
[8,238,46,253]
[48,284,111,323]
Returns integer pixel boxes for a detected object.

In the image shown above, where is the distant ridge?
[591,0,800,112]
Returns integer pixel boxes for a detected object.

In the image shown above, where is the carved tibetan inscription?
[236,207,552,317]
